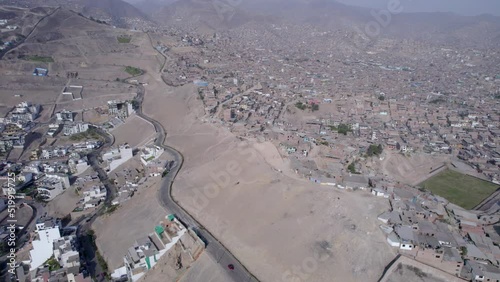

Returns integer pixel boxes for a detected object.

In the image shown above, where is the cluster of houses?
[106,144,172,206]
[35,173,70,201]
[0,18,18,32]
[111,215,205,282]
[139,145,173,177]
[0,102,40,154]
[0,159,81,201]
[48,110,90,137]
[108,100,134,121]
[12,217,91,282]
[156,22,500,184]
[32,140,101,162]
[74,173,107,211]
[374,185,500,281]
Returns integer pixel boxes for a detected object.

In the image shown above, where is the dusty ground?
[0,8,148,122]
[0,204,33,227]
[387,264,446,282]
[111,114,156,148]
[142,74,396,281]
[140,234,221,282]
[178,252,233,282]
[379,150,450,185]
[92,175,166,269]
[6,148,23,161]
[45,185,81,218]
[82,109,109,124]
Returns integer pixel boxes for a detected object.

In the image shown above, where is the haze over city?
[337,0,500,16]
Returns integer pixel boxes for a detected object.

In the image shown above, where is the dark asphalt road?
[134,73,259,282]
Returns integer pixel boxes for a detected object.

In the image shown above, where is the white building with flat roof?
[36,174,70,200]
[53,235,80,275]
[140,145,164,166]
[29,226,61,270]
[103,144,133,173]
[112,215,190,282]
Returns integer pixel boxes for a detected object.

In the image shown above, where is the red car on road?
[228,264,234,270]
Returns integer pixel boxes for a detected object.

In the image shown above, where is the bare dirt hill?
[2,0,150,27]
[150,0,500,49]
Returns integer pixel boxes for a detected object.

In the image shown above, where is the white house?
[53,235,80,274]
[387,232,400,248]
[17,172,33,184]
[63,123,89,136]
[103,144,133,173]
[112,215,188,282]
[82,185,106,209]
[36,174,70,200]
[377,211,401,225]
[29,225,61,270]
[56,110,74,122]
[69,158,90,175]
[371,188,389,198]
[140,145,164,166]
[400,243,414,251]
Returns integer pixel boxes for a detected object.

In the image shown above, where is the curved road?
[134,86,259,282]
[133,39,259,282]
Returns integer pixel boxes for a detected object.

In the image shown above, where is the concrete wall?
[414,248,463,276]
[379,255,467,282]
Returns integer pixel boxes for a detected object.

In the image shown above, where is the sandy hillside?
[111,114,156,148]
[142,78,396,282]
[380,151,450,185]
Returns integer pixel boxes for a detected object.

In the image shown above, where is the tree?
[131,99,139,110]
[367,144,383,157]
[347,162,357,174]
[460,246,467,256]
[295,102,306,110]
[378,95,385,101]
[311,103,319,111]
[337,124,351,135]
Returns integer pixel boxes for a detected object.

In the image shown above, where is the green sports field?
[420,169,499,210]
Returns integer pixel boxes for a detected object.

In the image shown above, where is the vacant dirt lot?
[380,151,451,185]
[179,252,233,282]
[0,204,33,227]
[141,241,229,282]
[45,185,81,218]
[387,264,446,282]
[111,114,156,148]
[92,174,167,269]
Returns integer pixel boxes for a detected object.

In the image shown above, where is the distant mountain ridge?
[1,0,150,27]
[147,0,500,48]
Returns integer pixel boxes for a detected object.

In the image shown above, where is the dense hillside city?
[0,1,499,282]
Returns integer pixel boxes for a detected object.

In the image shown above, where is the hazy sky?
[336,0,500,16]
[123,0,500,16]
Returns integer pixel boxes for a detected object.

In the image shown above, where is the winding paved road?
[133,37,259,281]
[134,86,258,282]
